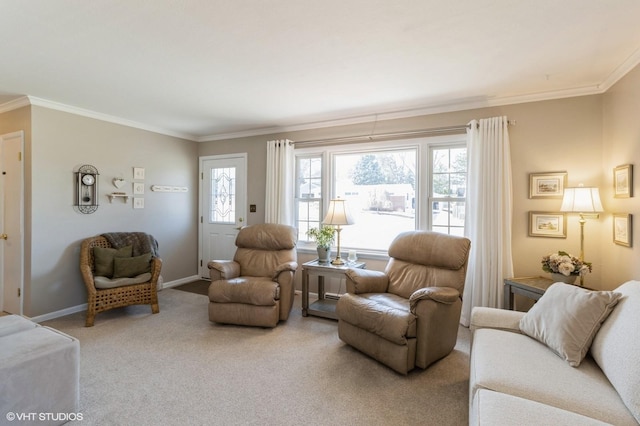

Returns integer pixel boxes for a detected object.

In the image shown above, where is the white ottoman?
[0,315,80,426]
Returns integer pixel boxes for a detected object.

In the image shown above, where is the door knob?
[0,233,7,240]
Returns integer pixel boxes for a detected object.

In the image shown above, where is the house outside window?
[295,135,466,253]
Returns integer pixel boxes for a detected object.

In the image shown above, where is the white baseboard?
[162,275,202,289]
[29,303,88,323]
[29,275,203,323]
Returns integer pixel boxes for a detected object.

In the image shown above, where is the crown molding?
[27,96,198,141]
[0,96,31,114]
[197,84,604,142]
[0,96,198,141]
[599,47,640,91]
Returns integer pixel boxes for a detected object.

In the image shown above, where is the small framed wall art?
[613,164,633,198]
[613,213,632,247]
[528,211,567,238]
[529,172,567,199]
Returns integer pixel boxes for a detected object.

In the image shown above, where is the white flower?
[558,262,575,276]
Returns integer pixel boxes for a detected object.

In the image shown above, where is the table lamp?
[560,185,603,285]
[322,199,354,265]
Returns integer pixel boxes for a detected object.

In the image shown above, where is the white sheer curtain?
[265,139,294,225]
[460,116,514,326]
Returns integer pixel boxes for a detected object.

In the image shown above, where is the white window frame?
[294,134,466,255]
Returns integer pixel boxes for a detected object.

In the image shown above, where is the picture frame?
[613,164,633,198]
[133,167,145,180]
[529,172,567,199]
[613,213,632,247]
[528,211,567,238]
[133,182,145,195]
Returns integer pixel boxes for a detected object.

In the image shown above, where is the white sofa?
[0,315,80,426]
[469,280,640,425]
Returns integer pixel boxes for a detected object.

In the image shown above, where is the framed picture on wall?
[613,164,633,198]
[528,211,567,238]
[529,172,567,199]
[613,213,632,247]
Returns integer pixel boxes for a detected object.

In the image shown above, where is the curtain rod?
[291,120,515,147]
[292,124,469,147]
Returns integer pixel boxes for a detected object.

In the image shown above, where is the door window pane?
[210,166,236,223]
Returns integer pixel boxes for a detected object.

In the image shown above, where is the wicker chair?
[80,235,162,327]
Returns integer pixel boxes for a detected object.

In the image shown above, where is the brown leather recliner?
[336,231,471,374]
[207,223,298,328]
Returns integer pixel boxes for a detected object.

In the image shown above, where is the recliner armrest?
[208,260,241,280]
[345,269,389,294]
[273,261,298,279]
[409,286,459,313]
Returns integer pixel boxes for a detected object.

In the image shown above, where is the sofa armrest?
[470,306,525,334]
[345,269,389,294]
[409,287,459,313]
[207,260,240,281]
[273,261,298,280]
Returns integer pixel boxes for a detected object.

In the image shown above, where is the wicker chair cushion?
[93,245,133,278]
[113,253,152,279]
[94,273,152,289]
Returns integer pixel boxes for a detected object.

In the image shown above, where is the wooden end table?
[301,259,366,320]
[503,276,555,310]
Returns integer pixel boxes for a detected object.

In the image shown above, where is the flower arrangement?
[541,251,592,276]
[306,226,336,249]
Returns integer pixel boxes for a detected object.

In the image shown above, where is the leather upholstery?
[208,223,298,328]
[336,230,470,374]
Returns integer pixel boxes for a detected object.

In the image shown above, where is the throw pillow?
[113,253,152,279]
[93,245,133,278]
[519,283,621,367]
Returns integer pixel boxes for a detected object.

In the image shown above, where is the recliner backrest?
[233,223,297,277]
[384,231,471,298]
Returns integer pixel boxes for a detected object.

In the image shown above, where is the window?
[429,145,467,236]
[295,155,323,242]
[333,149,416,251]
[295,135,466,252]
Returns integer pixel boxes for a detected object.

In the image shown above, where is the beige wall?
[200,94,607,292]
[601,64,640,288]
[1,106,199,317]
[2,63,638,317]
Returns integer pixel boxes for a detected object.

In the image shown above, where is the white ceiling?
[1,0,639,142]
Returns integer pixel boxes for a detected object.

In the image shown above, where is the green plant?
[306,226,336,249]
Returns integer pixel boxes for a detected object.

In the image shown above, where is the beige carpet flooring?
[42,288,471,425]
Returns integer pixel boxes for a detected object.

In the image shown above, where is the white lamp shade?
[560,187,604,213]
[322,199,355,226]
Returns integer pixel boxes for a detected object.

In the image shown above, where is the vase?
[550,273,577,285]
[317,247,331,263]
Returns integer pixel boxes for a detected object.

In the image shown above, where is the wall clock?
[75,164,99,214]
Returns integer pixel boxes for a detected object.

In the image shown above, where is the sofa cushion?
[0,315,38,337]
[93,245,132,277]
[519,283,621,367]
[470,328,637,425]
[336,293,416,345]
[94,273,152,289]
[471,389,611,426]
[112,253,152,278]
[590,280,640,424]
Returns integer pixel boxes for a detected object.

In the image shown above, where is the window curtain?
[460,116,514,327]
[265,139,294,225]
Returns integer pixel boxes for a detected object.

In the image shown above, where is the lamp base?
[331,257,345,266]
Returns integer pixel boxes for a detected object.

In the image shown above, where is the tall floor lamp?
[322,199,354,266]
[560,185,603,286]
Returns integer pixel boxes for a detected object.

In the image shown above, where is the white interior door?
[0,131,24,314]
[199,154,247,278]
